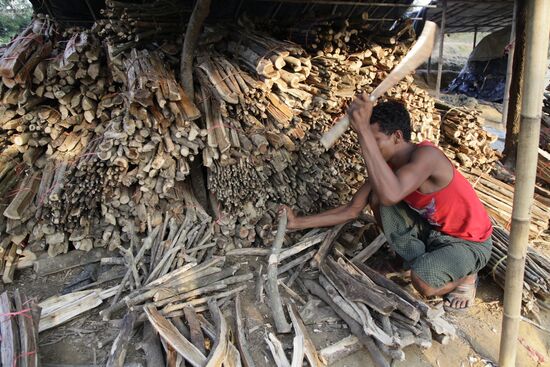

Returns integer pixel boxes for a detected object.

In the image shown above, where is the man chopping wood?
[281,95,493,312]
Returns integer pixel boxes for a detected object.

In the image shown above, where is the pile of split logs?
[229,214,456,367]
[0,290,41,367]
[33,213,458,366]
[437,102,500,172]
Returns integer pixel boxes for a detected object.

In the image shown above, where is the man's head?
[369,100,411,161]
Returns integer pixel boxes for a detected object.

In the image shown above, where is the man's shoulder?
[411,143,445,162]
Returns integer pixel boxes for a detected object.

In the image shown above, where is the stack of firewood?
[0,290,41,367]
[437,102,500,171]
[0,14,446,264]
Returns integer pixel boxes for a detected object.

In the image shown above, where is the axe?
[320,21,438,150]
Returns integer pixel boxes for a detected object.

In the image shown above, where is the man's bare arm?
[359,143,435,205]
[283,181,372,230]
[350,95,434,205]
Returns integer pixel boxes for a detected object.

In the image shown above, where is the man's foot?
[444,274,478,313]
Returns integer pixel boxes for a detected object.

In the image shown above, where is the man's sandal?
[443,276,478,313]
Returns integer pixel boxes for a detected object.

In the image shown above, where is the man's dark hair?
[370,100,411,141]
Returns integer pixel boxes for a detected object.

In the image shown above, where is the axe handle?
[320,21,437,150]
[319,95,378,150]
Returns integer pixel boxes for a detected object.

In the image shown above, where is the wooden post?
[502,0,527,168]
[501,0,518,125]
[426,56,432,84]
[180,0,212,101]
[499,1,550,366]
[435,0,447,99]
[472,26,478,49]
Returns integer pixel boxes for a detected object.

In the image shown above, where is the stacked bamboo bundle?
[224,30,310,89]
[461,169,549,240]
[0,290,41,367]
[437,102,500,171]
[284,17,415,56]
[97,48,203,233]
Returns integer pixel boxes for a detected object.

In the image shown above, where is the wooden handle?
[319,21,437,149]
[320,115,350,150]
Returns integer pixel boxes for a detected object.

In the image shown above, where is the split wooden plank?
[290,335,305,367]
[144,305,207,367]
[266,210,292,333]
[303,279,389,367]
[312,223,345,267]
[287,303,325,367]
[0,291,17,367]
[106,311,137,367]
[205,300,229,367]
[319,335,362,365]
[34,248,111,276]
[235,294,256,367]
[265,332,290,367]
[351,233,386,265]
[184,305,207,355]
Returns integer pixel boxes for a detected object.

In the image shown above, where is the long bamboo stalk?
[499,1,550,366]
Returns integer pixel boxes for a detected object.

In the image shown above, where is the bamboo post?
[499,1,550,366]
[501,0,518,125]
[472,26,478,49]
[435,0,446,99]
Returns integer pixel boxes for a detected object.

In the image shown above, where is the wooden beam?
[502,0,518,125]
[180,0,211,101]
[435,0,447,99]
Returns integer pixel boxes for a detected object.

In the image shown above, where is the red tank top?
[402,141,493,242]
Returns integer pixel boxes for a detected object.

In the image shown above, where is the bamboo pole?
[499,1,550,366]
[501,0,518,125]
[435,0,446,99]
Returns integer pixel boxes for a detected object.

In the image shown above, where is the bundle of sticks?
[0,15,55,88]
[0,290,41,367]
[95,0,191,56]
[283,17,415,57]
[437,102,500,171]
[489,226,550,314]
[461,169,549,240]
